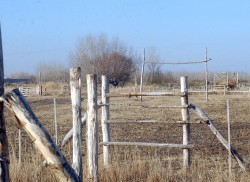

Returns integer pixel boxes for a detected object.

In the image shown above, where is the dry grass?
[3,86,250,181]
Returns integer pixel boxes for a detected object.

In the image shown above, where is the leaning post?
[70,67,83,181]
[86,74,98,181]
[2,89,81,181]
[101,75,111,167]
[0,24,10,182]
[180,76,191,168]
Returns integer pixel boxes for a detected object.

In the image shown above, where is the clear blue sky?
[1,0,250,76]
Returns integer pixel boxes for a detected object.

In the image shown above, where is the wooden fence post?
[70,67,83,181]
[18,129,21,166]
[101,75,111,167]
[180,76,191,168]
[205,48,209,101]
[53,98,58,145]
[227,99,232,176]
[139,48,145,101]
[0,24,10,182]
[87,74,98,181]
[2,89,81,181]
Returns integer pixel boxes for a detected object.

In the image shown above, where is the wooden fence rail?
[106,92,184,98]
[104,119,201,124]
[100,142,192,149]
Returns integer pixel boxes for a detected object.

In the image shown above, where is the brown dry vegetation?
[3,86,250,181]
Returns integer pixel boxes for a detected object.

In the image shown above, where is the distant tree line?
[8,72,36,82]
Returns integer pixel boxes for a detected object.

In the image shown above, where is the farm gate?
[213,72,238,91]
[99,75,191,169]
[18,85,45,96]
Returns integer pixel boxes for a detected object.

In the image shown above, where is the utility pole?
[140,48,145,101]
[205,48,208,101]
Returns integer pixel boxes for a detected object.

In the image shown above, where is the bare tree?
[97,52,134,85]
[70,34,109,75]
[69,34,136,85]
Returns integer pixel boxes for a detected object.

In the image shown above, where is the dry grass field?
[3,86,250,181]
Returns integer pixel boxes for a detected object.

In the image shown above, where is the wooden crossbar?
[106,92,184,98]
[100,142,192,149]
[142,105,188,108]
[143,59,211,65]
[189,90,250,94]
[110,103,188,108]
[104,119,201,124]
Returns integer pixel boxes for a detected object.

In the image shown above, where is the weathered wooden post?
[139,48,145,101]
[205,48,208,101]
[2,89,81,181]
[86,74,98,181]
[227,99,232,176]
[18,129,21,166]
[227,72,229,89]
[36,72,42,96]
[180,76,191,168]
[236,72,239,87]
[0,24,10,182]
[101,75,111,167]
[53,98,58,145]
[70,67,82,181]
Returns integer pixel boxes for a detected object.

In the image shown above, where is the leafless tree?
[69,34,136,85]
[97,52,134,85]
